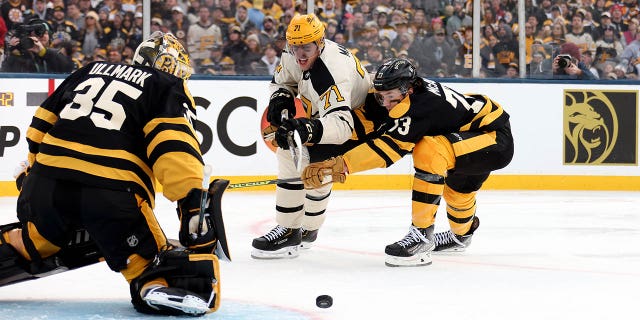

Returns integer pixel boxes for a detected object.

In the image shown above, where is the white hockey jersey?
[270,39,371,144]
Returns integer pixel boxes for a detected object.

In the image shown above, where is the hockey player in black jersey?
[0,32,229,316]
[302,58,514,267]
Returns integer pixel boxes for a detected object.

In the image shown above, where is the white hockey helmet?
[132,31,193,80]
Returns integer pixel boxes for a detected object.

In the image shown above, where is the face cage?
[374,85,409,106]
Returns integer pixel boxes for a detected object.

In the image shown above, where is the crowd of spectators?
[1,0,640,79]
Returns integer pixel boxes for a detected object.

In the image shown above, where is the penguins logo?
[563,91,617,164]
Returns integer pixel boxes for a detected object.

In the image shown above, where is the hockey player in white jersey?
[252,14,373,259]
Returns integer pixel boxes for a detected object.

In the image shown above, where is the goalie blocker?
[0,179,231,309]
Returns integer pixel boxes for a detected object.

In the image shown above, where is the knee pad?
[130,247,220,315]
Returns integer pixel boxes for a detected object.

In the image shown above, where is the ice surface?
[0,190,639,320]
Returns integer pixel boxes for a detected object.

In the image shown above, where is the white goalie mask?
[132,31,193,80]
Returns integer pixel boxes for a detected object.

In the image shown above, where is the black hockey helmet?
[373,58,417,93]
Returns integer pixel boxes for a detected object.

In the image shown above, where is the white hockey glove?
[176,188,216,251]
[13,160,30,191]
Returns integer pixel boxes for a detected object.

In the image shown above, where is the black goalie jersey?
[343,78,510,173]
[25,61,205,207]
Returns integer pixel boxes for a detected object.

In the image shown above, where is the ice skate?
[251,225,301,259]
[433,216,480,253]
[299,228,318,249]
[384,225,435,267]
[142,286,209,316]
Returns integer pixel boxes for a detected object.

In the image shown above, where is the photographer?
[552,42,597,80]
[1,18,74,73]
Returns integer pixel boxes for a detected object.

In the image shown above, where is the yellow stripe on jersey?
[146,129,201,159]
[460,95,504,131]
[143,117,198,139]
[450,131,497,156]
[36,153,155,206]
[42,134,153,176]
[34,107,58,125]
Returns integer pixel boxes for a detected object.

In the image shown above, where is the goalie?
[302,58,514,267]
[0,32,229,316]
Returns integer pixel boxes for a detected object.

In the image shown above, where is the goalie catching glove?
[177,188,216,251]
[301,156,347,189]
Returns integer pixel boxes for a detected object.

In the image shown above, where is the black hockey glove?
[176,188,216,252]
[266,88,295,126]
[275,118,323,150]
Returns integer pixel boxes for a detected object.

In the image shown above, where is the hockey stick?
[227,175,333,189]
[227,177,302,189]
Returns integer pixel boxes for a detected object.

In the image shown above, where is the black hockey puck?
[316,294,333,308]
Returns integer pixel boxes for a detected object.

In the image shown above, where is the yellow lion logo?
[564,92,617,164]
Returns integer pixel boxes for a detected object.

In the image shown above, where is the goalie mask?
[133,31,193,80]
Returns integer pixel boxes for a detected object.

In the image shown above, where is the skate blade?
[299,241,314,250]
[144,292,209,315]
[251,246,299,259]
[433,247,467,254]
[384,252,432,267]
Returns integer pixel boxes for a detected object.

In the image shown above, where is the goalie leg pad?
[130,247,220,316]
[0,235,33,286]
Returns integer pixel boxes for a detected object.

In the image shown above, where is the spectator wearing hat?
[79,10,103,59]
[528,49,553,79]
[168,5,190,44]
[100,11,129,49]
[414,28,455,77]
[200,44,230,74]
[30,0,51,21]
[244,33,264,73]
[453,26,474,77]
[325,18,339,40]
[233,1,257,35]
[594,24,624,66]
[566,12,596,56]
[258,15,279,47]
[502,62,519,78]
[150,17,164,32]
[187,6,223,63]
[595,11,614,40]
[224,24,250,74]
[49,5,80,47]
[553,42,597,79]
[493,23,518,76]
[2,18,74,73]
[610,4,628,33]
[97,6,111,29]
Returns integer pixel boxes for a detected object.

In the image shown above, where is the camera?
[557,54,573,68]
[12,21,48,52]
